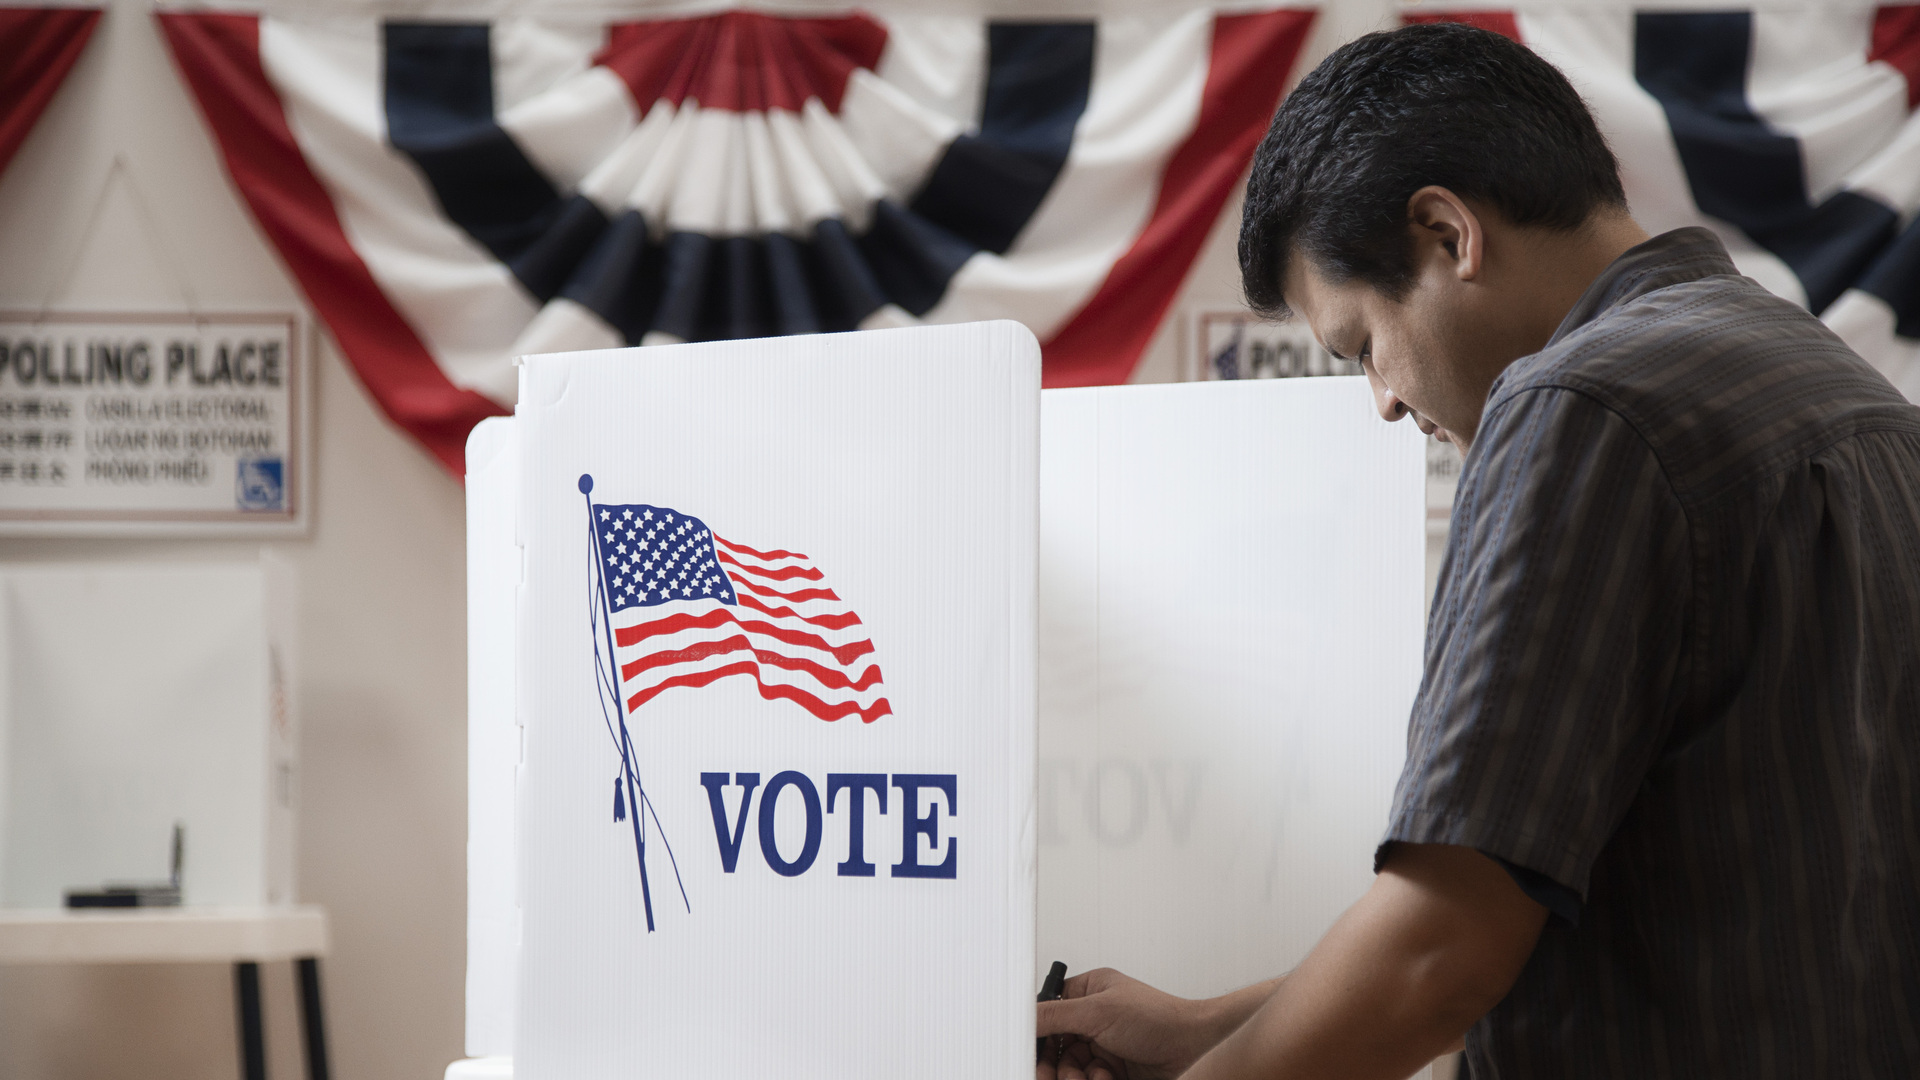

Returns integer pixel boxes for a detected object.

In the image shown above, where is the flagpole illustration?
[581,473,657,932]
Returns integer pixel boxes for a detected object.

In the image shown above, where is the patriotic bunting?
[157,9,1315,473]
[0,7,101,178]
[155,4,1920,474]
[1405,3,1920,401]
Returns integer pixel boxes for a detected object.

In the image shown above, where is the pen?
[1036,960,1067,1062]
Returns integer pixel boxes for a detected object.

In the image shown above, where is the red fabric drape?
[1871,4,1920,108]
[0,7,102,177]
[1401,10,1522,41]
[1040,10,1316,388]
[158,12,507,475]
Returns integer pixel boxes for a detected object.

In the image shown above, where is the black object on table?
[65,823,186,909]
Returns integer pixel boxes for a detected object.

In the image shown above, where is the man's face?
[1282,247,1510,449]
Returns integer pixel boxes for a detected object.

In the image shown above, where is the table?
[445,1056,513,1080]
[0,906,331,1080]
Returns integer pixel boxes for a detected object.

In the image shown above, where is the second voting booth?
[464,323,1426,1079]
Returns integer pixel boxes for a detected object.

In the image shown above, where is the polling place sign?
[486,322,1038,1079]
[0,313,307,535]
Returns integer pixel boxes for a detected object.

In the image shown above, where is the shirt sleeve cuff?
[1375,807,1591,929]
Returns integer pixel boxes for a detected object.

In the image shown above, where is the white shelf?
[445,1058,513,1080]
[0,905,328,965]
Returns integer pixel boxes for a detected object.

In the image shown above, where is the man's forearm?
[1180,845,1546,1080]
[1179,900,1479,1080]
[1189,978,1284,1051]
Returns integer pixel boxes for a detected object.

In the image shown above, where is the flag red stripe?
[1038,9,1316,387]
[616,607,746,644]
[156,12,506,476]
[620,632,755,681]
[615,606,874,665]
[717,550,823,581]
[628,659,760,710]
[715,535,807,562]
[628,660,892,723]
[0,8,100,179]
[735,591,864,630]
[621,634,883,693]
[731,577,841,604]
[751,683,891,723]
[749,648,884,692]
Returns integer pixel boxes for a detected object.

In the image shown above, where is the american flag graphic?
[593,501,891,723]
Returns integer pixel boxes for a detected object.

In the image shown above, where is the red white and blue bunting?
[158,9,1316,472]
[154,5,1920,474]
[1404,4,1920,404]
[0,7,101,179]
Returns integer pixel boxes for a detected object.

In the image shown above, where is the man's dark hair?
[1239,23,1626,318]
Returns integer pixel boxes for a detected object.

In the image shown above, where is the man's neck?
[1517,210,1651,354]
[1449,210,1652,454]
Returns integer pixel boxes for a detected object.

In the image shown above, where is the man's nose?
[1374,384,1409,423]
[1361,363,1407,422]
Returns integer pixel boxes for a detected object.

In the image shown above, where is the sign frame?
[1187,307,1343,382]
[0,310,312,538]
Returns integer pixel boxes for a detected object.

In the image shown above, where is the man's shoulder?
[1488,270,1920,509]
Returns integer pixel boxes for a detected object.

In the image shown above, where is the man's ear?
[1405,186,1484,282]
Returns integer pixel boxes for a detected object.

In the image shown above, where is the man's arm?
[1038,843,1548,1080]
[1185,843,1546,1079]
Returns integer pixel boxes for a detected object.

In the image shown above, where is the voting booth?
[0,560,299,908]
[467,322,1039,1079]
[1037,379,1425,997]
[461,327,1428,1078]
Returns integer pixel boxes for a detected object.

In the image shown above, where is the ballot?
[472,322,1038,1079]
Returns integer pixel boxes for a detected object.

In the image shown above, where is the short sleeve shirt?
[1384,228,1920,1078]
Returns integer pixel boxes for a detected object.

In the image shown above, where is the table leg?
[234,961,267,1080]
[297,957,332,1080]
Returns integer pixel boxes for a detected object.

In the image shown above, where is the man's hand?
[1037,970,1279,1080]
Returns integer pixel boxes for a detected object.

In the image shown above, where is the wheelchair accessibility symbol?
[236,457,284,512]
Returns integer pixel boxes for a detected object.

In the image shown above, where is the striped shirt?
[1385,227,1920,1078]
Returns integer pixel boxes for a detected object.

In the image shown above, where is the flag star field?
[598,505,738,609]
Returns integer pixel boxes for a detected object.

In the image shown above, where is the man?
[1039,23,1920,1080]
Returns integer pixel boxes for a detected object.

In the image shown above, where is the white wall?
[0,4,466,1077]
[0,2,1405,1078]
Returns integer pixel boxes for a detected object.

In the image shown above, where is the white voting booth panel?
[1036,378,1426,997]
[462,358,1428,1079]
[473,322,1039,1080]
[0,561,298,907]
[465,418,521,1059]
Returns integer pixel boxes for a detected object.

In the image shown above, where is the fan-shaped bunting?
[158,9,1317,472]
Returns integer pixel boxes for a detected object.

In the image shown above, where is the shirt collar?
[1546,226,1739,348]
